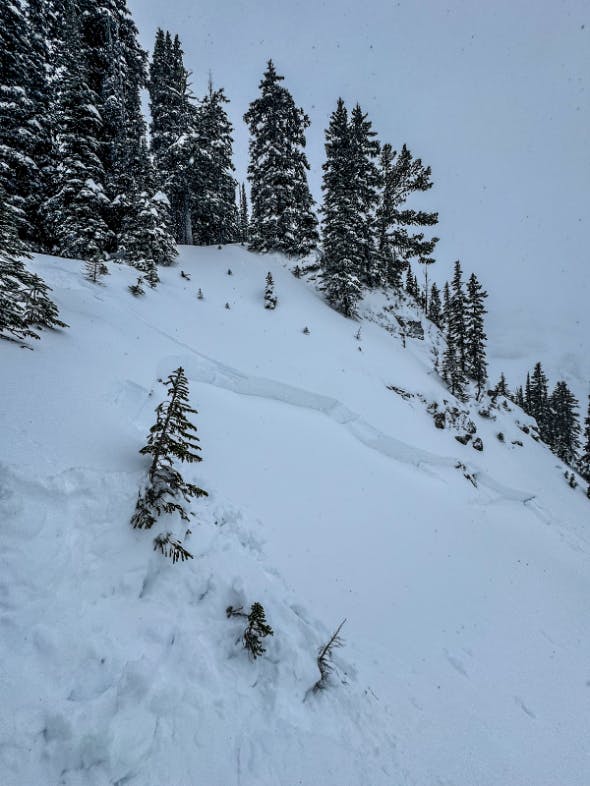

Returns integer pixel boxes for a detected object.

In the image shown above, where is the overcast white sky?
[128,0,589,396]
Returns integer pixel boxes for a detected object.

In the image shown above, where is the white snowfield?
[1,245,589,786]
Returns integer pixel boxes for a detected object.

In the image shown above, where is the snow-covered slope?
[1,246,589,786]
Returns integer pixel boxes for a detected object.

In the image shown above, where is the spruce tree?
[375,142,438,290]
[0,187,65,340]
[44,0,112,264]
[442,281,451,330]
[191,84,238,245]
[244,60,318,256]
[239,182,249,243]
[449,260,467,371]
[320,98,362,317]
[495,373,510,397]
[148,30,198,244]
[0,0,37,242]
[465,273,488,395]
[547,381,580,466]
[131,367,208,533]
[428,282,442,327]
[349,104,381,287]
[264,271,277,309]
[527,362,549,437]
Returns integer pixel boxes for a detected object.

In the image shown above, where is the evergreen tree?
[465,273,488,395]
[244,60,318,256]
[0,0,37,243]
[527,362,549,437]
[118,147,177,276]
[238,182,249,243]
[442,281,451,329]
[191,84,238,245]
[448,260,467,371]
[320,98,362,317]
[131,367,208,532]
[227,603,274,660]
[0,187,65,340]
[349,104,381,287]
[515,385,525,408]
[441,317,467,401]
[494,373,510,397]
[428,282,442,327]
[44,0,112,263]
[579,396,590,481]
[148,30,198,244]
[375,142,438,289]
[264,271,277,309]
[547,381,580,465]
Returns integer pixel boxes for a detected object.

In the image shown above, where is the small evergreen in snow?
[227,602,274,660]
[131,367,208,543]
[128,276,145,297]
[264,272,277,309]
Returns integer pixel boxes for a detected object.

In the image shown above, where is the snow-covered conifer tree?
[244,60,318,256]
[264,271,277,309]
[191,84,238,245]
[131,367,208,534]
[44,0,112,264]
[320,98,362,317]
[375,142,438,290]
[465,273,488,395]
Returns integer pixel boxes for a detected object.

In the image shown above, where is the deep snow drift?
[1,245,589,786]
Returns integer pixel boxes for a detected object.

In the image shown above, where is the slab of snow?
[1,245,589,786]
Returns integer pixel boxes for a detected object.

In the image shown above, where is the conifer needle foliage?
[226,603,274,659]
[131,367,207,559]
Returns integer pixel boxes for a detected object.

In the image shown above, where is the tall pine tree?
[547,381,580,466]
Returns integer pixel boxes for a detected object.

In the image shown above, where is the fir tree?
[465,273,488,395]
[227,602,274,660]
[428,282,442,327]
[349,104,381,287]
[44,0,112,263]
[264,271,277,309]
[527,362,549,437]
[0,187,66,340]
[131,367,208,532]
[448,260,467,371]
[375,142,438,289]
[244,60,318,256]
[148,30,198,244]
[238,182,249,243]
[191,84,238,245]
[442,281,451,330]
[441,320,467,401]
[547,381,580,465]
[0,0,37,242]
[320,99,362,317]
[494,373,510,398]
[515,385,525,408]
[128,275,145,296]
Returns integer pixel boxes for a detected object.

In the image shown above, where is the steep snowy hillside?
[1,246,589,786]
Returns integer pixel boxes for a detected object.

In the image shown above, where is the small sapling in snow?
[226,602,274,659]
